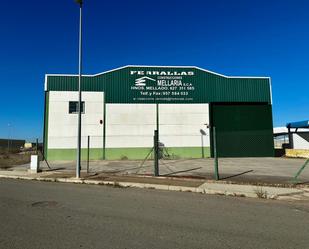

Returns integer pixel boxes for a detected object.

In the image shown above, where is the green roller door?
[210,103,274,157]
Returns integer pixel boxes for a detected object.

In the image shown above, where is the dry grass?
[0,152,32,169]
[254,187,268,199]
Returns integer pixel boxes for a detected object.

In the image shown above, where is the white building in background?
[274,127,309,149]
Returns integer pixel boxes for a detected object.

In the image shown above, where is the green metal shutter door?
[210,104,274,157]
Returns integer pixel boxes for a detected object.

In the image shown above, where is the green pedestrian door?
[210,103,274,157]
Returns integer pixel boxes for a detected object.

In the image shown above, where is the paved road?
[0,179,308,249]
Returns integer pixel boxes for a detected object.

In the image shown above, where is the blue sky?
[0,0,308,140]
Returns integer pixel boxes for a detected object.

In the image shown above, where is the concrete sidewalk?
[0,169,308,201]
[10,157,309,186]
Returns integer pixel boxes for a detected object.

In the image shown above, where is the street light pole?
[76,0,83,178]
[7,123,11,153]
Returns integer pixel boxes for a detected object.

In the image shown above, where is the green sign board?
[129,69,196,102]
[46,66,272,104]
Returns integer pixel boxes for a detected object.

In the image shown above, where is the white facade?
[106,104,156,148]
[293,133,309,149]
[159,104,209,148]
[48,91,104,149]
[48,91,210,149]
[106,103,210,148]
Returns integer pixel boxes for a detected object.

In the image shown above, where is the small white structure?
[28,155,40,173]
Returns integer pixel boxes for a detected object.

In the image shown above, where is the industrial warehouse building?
[43,65,274,160]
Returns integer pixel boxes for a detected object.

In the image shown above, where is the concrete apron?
[0,171,308,201]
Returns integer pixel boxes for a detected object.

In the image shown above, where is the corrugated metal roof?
[45,66,271,104]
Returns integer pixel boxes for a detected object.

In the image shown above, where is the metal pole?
[154,103,159,176]
[154,130,159,176]
[87,135,90,173]
[213,126,219,180]
[293,158,309,182]
[156,103,159,137]
[288,127,293,149]
[7,123,10,153]
[36,138,38,155]
[201,134,204,158]
[103,92,106,160]
[76,1,83,178]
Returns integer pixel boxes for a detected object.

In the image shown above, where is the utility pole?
[75,0,83,178]
[7,123,11,153]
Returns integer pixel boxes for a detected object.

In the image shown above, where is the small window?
[69,101,85,114]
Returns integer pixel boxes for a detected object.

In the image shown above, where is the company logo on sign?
[135,76,156,86]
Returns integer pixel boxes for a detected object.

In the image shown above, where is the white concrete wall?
[48,91,104,149]
[159,104,209,147]
[293,133,309,149]
[48,96,210,149]
[105,103,209,148]
[106,104,156,148]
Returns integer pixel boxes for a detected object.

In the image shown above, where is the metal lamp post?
[200,129,206,158]
[75,0,83,178]
[7,123,11,153]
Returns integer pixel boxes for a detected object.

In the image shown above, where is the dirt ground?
[0,153,31,169]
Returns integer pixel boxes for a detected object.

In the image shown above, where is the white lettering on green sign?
[130,70,195,102]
